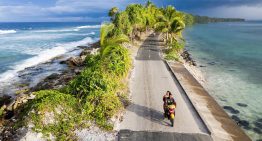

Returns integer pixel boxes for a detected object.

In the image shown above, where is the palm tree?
[108,7,119,21]
[145,0,153,8]
[155,5,185,44]
[100,23,129,53]
[100,23,115,47]
[113,11,132,36]
[126,4,146,39]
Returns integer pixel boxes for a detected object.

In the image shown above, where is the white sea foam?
[0,30,17,34]
[0,37,94,83]
[33,29,77,33]
[31,25,100,33]
[76,25,101,29]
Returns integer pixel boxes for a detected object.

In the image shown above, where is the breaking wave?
[0,30,16,35]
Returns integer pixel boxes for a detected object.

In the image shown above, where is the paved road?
[117,34,211,141]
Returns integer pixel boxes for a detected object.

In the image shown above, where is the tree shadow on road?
[126,103,171,127]
[135,34,163,61]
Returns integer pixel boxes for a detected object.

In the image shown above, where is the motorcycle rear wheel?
[170,118,174,127]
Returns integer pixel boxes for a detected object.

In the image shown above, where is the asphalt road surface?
[117,34,212,141]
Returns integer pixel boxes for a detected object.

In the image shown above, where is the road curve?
[117,34,211,141]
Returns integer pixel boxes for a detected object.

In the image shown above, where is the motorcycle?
[167,104,176,127]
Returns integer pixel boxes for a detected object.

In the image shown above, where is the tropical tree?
[109,7,119,21]
[182,13,195,26]
[100,23,129,53]
[145,0,153,8]
[155,5,185,44]
[113,11,133,36]
[144,1,159,30]
[100,23,115,47]
[125,4,146,38]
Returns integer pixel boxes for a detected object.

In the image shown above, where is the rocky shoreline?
[0,41,100,139]
[179,49,262,137]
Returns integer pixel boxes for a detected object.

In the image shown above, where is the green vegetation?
[22,90,82,140]
[13,1,205,140]
[165,42,185,61]
[155,5,185,44]
[181,13,245,25]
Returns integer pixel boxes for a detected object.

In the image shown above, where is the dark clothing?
[163,96,176,118]
[163,95,169,104]
[164,97,176,106]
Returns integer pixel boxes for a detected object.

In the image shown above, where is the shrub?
[19,90,83,140]
[113,11,132,36]
[65,67,116,100]
[85,91,122,130]
[102,45,131,77]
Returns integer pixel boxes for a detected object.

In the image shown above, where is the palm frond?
[105,34,130,47]
[100,23,115,47]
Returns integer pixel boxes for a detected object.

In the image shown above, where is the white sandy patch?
[75,126,116,141]
[17,127,46,141]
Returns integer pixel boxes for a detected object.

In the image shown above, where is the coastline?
[165,54,251,140]
[0,31,143,140]
[180,50,206,86]
[0,41,100,139]
[0,4,258,140]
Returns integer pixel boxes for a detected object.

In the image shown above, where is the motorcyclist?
[163,91,169,117]
[163,91,176,118]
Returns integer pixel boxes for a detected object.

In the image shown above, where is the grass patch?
[17,90,86,140]
[164,42,184,61]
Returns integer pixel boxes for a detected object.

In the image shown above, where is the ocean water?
[0,22,100,95]
[183,21,262,140]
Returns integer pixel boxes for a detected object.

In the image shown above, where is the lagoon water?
[183,21,262,140]
[0,22,100,95]
[0,21,261,140]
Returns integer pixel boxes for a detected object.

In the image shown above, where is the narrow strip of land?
[117,34,211,141]
[167,61,251,141]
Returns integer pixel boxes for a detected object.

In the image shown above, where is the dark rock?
[180,50,198,66]
[0,95,12,107]
[66,57,85,67]
[223,106,240,114]
[231,115,251,130]
[243,125,252,130]
[256,118,262,123]
[77,45,89,49]
[254,121,262,129]
[201,57,208,60]
[4,111,14,119]
[46,73,59,80]
[231,115,241,123]
[53,55,65,60]
[207,62,216,65]
[59,60,67,64]
[32,73,63,91]
[236,103,248,107]
[238,120,249,127]
[253,128,262,134]
[88,41,100,48]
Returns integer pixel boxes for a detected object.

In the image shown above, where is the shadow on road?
[126,103,171,126]
[135,34,164,61]
[118,130,212,141]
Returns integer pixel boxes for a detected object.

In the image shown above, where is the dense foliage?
[181,13,245,25]
[19,90,82,140]
[15,1,207,140]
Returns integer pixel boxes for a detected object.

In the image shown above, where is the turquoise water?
[0,22,100,95]
[183,21,262,140]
